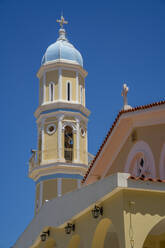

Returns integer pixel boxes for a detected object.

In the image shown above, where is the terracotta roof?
[128,176,165,183]
[82,100,165,183]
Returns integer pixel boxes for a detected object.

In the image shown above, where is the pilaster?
[57,114,64,160]
[43,71,46,104]
[41,118,45,162]
[76,71,79,103]
[76,117,80,162]
[58,68,62,100]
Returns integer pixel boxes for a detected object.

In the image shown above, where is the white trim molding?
[41,118,45,162]
[84,86,86,106]
[159,143,165,179]
[124,140,156,178]
[57,114,64,159]
[76,118,80,162]
[76,71,79,103]
[58,68,62,100]
[62,121,77,133]
[43,71,46,103]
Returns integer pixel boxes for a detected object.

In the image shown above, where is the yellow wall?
[62,178,77,195]
[80,131,87,164]
[79,74,85,106]
[62,70,76,101]
[107,124,165,177]
[43,118,58,161]
[39,77,43,105]
[45,70,58,102]
[42,179,57,203]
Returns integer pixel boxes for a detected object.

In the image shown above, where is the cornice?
[37,60,88,78]
[29,162,88,181]
[34,101,91,119]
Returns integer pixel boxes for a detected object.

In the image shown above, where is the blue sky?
[1,0,165,247]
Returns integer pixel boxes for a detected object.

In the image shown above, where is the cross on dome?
[57,15,68,29]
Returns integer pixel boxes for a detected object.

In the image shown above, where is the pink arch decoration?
[124,141,156,178]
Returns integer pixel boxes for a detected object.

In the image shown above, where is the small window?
[49,82,55,102]
[136,157,146,178]
[67,82,71,101]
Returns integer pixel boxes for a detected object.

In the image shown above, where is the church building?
[13,16,165,248]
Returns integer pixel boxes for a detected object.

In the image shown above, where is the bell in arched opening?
[64,126,73,162]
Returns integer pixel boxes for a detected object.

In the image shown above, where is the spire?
[57,15,68,41]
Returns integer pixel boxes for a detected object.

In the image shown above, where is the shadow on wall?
[91,218,119,248]
[143,218,165,248]
[68,234,80,248]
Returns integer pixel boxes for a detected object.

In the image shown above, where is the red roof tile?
[128,176,165,183]
[82,100,165,184]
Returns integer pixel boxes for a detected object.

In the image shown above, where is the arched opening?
[49,82,55,102]
[64,126,73,162]
[125,141,156,178]
[91,218,119,248]
[68,234,80,248]
[143,218,165,248]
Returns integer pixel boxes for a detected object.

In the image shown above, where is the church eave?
[37,60,88,79]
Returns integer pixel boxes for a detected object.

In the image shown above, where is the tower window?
[49,82,55,102]
[67,82,71,101]
[64,126,73,162]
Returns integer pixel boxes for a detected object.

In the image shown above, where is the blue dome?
[42,29,83,67]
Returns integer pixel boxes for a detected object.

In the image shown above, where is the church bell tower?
[29,16,90,214]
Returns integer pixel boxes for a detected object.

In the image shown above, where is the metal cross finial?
[57,15,68,29]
